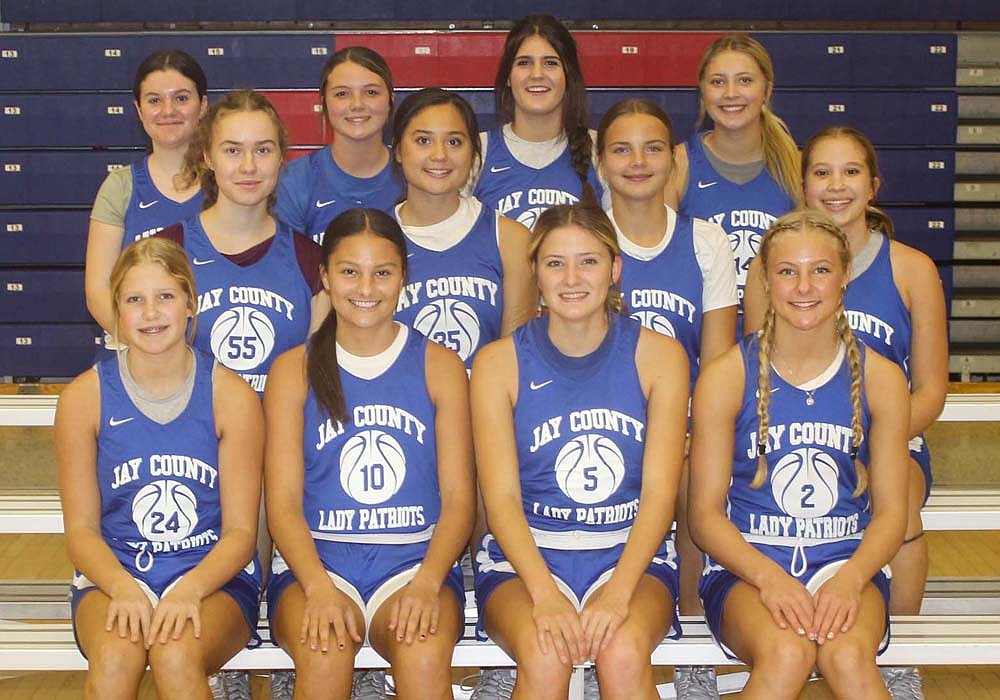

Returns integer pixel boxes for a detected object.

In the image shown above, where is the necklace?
[805,389,816,407]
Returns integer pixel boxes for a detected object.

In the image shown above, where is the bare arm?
[893,243,948,436]
[472,337,586,663]
[664,143,690,210]
[581,330,688,656]
[497,215,538,336]
[700,307,738,365]
[741,256,767,336]
[85,219,126,333]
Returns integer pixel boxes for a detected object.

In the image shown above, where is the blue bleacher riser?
[876,150,955,205]
[0,323,102,377]
[0,210,90,265]
[0,34,333,91]
[99,0,296,22]
[773,91,958,147]
[881,207,956,263]
[0,269,91,323]
[755,33,958,88]
[0,152,140,206]
[0,94,147,149]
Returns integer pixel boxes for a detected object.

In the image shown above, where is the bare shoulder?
[695,343,746,404]
[887,239,939,282]
[425,339,468,388]
[635,325,687,376]
[863,347,908,401]
[471,335,516,377]
[57,367,100,420]
[498,214,531,243]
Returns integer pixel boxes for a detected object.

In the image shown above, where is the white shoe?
[673,666,720,699]
[351,670,388,699]
[467,669,516,699]
[583,667,601,700]
[270,670,296,700]
[881,666,926,699]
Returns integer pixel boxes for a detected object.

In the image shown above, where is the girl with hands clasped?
[57,238,263,700]
[688,210,910,699]
[264,209,474,700]
[472,204,689,699]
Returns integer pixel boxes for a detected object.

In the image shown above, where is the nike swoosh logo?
[490,166,511,173]
[109,416,134,427]
[529,379,553,390]
[697,181,717,189]
[192,258,215,266]
[315,199,337,208]
[138,200,159,209]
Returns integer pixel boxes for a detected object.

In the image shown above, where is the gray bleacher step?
[957,152,1000,176]
[953,264,1000,287]
[950,343,1000,378]
[958,33,1000,65]
[957,67,1000,87]
[959,95,1000,120]
[953,289,1000,316]
[957,208,1000,231]
[956,182,1000,203]
[958,124,1000,145]
[954,236,1000,260]
[951,319,1000,343]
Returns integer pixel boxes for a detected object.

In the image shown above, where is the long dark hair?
[391,88,482,189]
[309,209,409,422]
[318,46,395,141]
[494,14,594,201]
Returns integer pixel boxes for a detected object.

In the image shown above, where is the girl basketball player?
[275,46,404,244]
[86,50,209,346]
[472,14,602,228]
[665,34,799,337]
[392,88,536,369]
[56,237,263,700]
[264,208,473,700]
[597,97,737,693]
[471,204,689,699]
[689,210,910,699]
[747,127,947,697]
[163,89,328,398]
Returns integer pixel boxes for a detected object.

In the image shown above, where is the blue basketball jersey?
[619,212,703,390]
[274,147,404,244]
[182,216,314,396]
[394,201,503,369]
[122,157,204,245]
[728,335,872,545]
[95,350,225,592]
[302,327,439,550]
[679,133,794,308]
[513,315,647,534]
[844,235,911,375]
[474,128,603,230]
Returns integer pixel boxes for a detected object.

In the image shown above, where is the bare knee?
[816,636,876,681]
[753,634,816,678]
[85,638,147,698]
[594,631,650,687]
[149,640,209,690]
[290,644,354,696]
[516,647,572,696]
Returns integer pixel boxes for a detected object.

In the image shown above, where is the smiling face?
[803,134,880,236]
[116,261,193,354]
[600,112,673,203]
[135,68,208,150]
[534,223,622,322]
[205,110,282,208]
[323,231,405,332]
[700,49,771,134]
[508,34,568,122]
[395,102,474,198]
[323,60,392,143]
[765,228,848,333]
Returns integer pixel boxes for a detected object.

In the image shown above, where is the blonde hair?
[529,204,624,315]
[751,210,866,497]
[176,89,289,211]
[110,238,198,346]
[801,126,894,237]
[696,34,801,204]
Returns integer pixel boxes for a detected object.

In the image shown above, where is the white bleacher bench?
[1,392,997,427]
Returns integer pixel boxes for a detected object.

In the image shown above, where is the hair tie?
[757,443,767,457]
[850,447,859,460]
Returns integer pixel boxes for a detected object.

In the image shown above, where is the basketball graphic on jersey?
[339,429,406,505]
[209,306,276,371]
[554,434,626,504]
[630,310,676,338]
[727,229,762,286]
[131,479,199,542]
[413,298,481,361]
[516,206,546,230]
[771,447,840,518]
